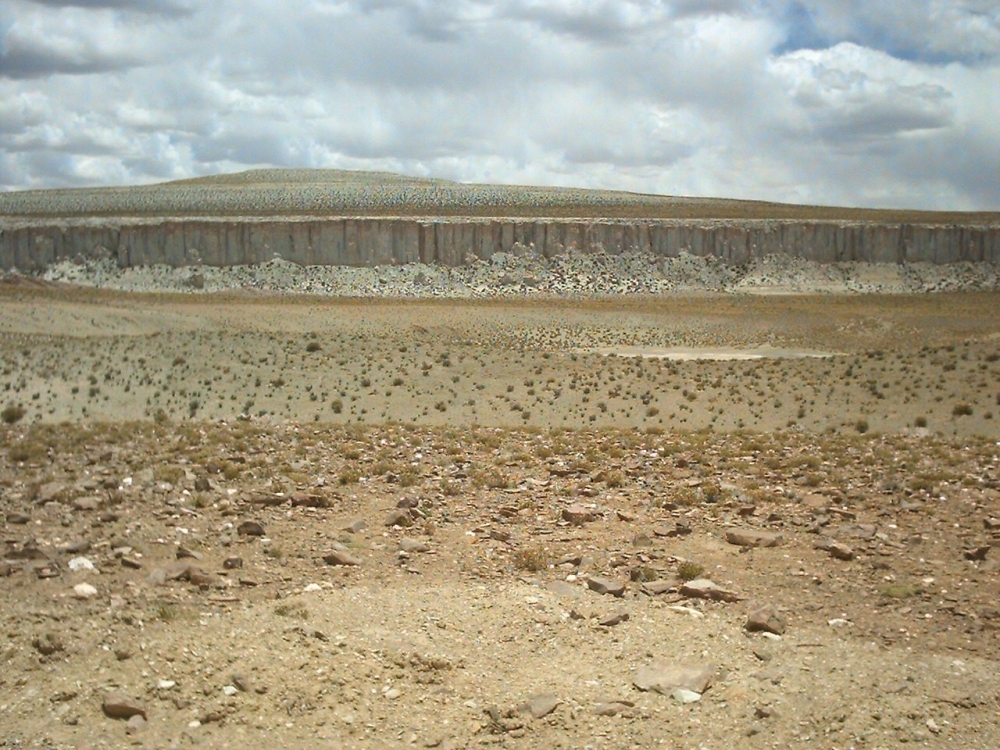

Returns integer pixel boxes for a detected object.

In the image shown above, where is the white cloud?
[0,0,998,209]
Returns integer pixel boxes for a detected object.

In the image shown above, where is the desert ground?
[1,279,999,750]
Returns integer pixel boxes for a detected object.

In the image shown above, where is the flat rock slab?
[679,578,740,602]
[725,528,784,548]
[634,661,714,695]
[518,693,561,719]
[323,550,362,566]
[586,575,625,597]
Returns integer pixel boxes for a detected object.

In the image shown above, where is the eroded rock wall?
[2,218,998,271]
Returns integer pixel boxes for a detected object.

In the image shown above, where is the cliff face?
[1,218,998,272]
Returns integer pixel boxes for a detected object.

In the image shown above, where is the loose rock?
[725,528,784,548]
[102,691,147,720]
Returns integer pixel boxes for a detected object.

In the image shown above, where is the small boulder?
[586,575,625,597]
[745,603,786,635]
[679,579,740,602]
[725,529,783,548]
[323,550,362,566]
[518,693,561,719]
[237,520,265,537]
[816,538,855,560]
[102,691,147,720]
[562,504,597,525]
[634,660,714,696]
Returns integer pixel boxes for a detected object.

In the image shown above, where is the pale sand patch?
[580,344,839,360]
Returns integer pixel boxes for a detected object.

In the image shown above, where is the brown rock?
[725,529,784,548]
[964,545,991,561]
[745,604,787,635]
[634,661,714,695]
[323,550,362,566]
[6,512,30,524]
[71,497,99,512]
[399,538,430,553]
[385,509,413,527]
[102,692,147,720]
[518,693,561,719]
[679,579,740,602]
[816,538,855,560]
[562,504,597,525]
[237,520,265,536]
[586,575,625,597]
[598,611,630,627]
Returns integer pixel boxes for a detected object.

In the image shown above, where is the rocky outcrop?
[1,218,998,272]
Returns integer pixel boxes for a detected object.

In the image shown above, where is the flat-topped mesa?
[1,170,998,270]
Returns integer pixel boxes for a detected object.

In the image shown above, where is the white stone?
[73,583,98,599]
[68,557,95,571]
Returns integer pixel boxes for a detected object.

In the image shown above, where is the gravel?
[28,249,1000,297]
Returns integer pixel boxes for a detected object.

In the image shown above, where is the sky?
[1,1,998,210]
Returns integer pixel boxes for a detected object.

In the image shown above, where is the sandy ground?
[2,283,1000,749]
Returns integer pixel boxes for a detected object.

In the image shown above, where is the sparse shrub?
[676,561,705,581]
[879,582,921,599]
[331,398,343,414]
[1,403,26,424]
[274,604,309,619]
[339,468,360,485]
[306,341,322,353]
[952,403,973,417]
[513,545,549,572]
[914,416,927,428]
[855,419,869,434]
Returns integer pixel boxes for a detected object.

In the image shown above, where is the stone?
[32,633,64,655]
[232,673,252,692]
[385,509,413,528]
[176,546,203,560]
[562,504,597,525]
[593,701,633,716]
[6,512,30,524]
[725,528,784,548]
[223,557,243,569]
[815,538,855,560]
[745,604,786,635]
[641,580,674,595]
[71,497,99,512]
[73,583,98,599]
[634,660,714,695]
[399,538,430,553]
[125,714,146,734]
[323,550,362,566]
[68,556,95,571]
[964,545,991,561]
[518,693,561,719]
[679,579,740,602]
[344,519,367,533]
[598,611,630,627]
[586,575,625,597]
[237,520,265,536]
[102,691,147,720]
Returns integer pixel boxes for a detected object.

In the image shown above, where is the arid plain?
[2,283,999,750]
[2,169,1000,750]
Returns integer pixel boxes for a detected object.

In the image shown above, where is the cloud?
[24,1,194,16]
[0,0,998,209]
[777,1,1000,64]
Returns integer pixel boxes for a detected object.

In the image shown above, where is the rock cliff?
[2,217,998,272]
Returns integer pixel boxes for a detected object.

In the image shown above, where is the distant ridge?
[1,168,998,224]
